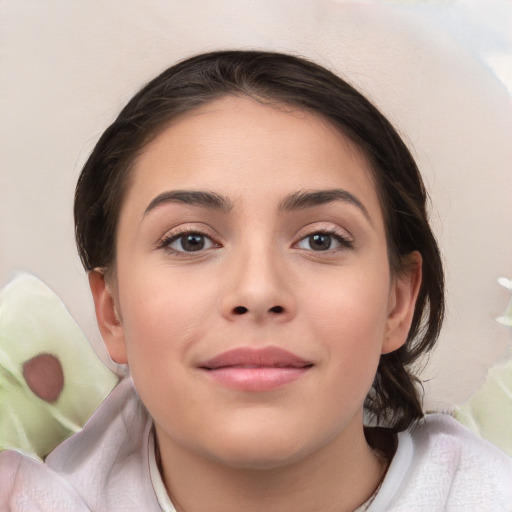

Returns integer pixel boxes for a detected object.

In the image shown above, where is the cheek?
[307,266,391,337]
[122,285,210,351]
[117,273,218,422]
[116,264,223,371]
[304,266,391,384]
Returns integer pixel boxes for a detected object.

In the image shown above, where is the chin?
[216,450,306,471]
[206,430,315,471]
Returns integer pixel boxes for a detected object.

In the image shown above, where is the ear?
[382,252,423,355]
[88,270,128,364]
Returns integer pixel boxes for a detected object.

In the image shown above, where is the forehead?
[123,96,380,215]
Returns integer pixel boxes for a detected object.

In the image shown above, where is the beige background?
[1,0,511,411]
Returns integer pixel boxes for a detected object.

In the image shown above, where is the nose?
[220,244,295,323]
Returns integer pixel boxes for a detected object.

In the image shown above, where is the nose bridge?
[221,231,293,321]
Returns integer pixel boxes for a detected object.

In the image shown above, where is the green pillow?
[0,273,118,459]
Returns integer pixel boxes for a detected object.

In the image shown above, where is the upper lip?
[199,346,313,370]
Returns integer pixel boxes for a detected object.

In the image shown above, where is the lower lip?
[201,367,311,391]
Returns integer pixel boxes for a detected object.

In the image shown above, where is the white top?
[1,378,511,511]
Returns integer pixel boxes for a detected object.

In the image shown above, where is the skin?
[90,96,421,512]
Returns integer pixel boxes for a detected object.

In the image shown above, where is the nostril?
[269,305,284,314]
[233,306,248,315]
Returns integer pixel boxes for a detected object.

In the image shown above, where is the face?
[91,96,419,470]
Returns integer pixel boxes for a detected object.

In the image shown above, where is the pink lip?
[198,346,313,392]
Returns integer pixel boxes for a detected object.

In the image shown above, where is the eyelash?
[157,228,220,256]
[293,228,354,253]
[157,227,354,255]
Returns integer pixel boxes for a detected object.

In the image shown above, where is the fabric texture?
[1,378,511,511]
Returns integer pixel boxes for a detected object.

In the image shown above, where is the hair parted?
[74,50,444,431]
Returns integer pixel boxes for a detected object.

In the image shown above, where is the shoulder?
[371,414,512,512]
[411,414,512,476]
[0,378,161,511]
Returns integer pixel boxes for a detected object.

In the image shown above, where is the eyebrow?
[279,189,371,221]
[144,190,234,216]
[143,187,371,222]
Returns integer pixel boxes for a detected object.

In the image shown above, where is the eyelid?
[294,222,353,241]
[156,224,222,254]
[292,223,354,251]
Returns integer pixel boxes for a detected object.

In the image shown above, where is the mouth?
[198,346,313,392]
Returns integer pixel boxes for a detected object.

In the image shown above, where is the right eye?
[294,230,354,252]
[162,232,218,253]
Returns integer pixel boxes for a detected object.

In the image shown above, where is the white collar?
[149,428,177,512]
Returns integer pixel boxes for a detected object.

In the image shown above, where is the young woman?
[1,51,511,511]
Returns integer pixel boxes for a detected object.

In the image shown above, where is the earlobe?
[382,252,423,355]
[88,270,128,364]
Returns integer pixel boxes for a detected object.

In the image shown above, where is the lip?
[198,346,313,392]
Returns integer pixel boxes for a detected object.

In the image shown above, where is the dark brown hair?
[74,50,444,431]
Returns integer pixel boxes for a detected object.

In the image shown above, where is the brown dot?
[22,353,64,403]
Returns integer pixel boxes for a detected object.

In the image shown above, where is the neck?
[155,414,389,512]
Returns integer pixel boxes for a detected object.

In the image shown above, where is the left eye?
[165,233,217,252]
[296,232,350,251]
